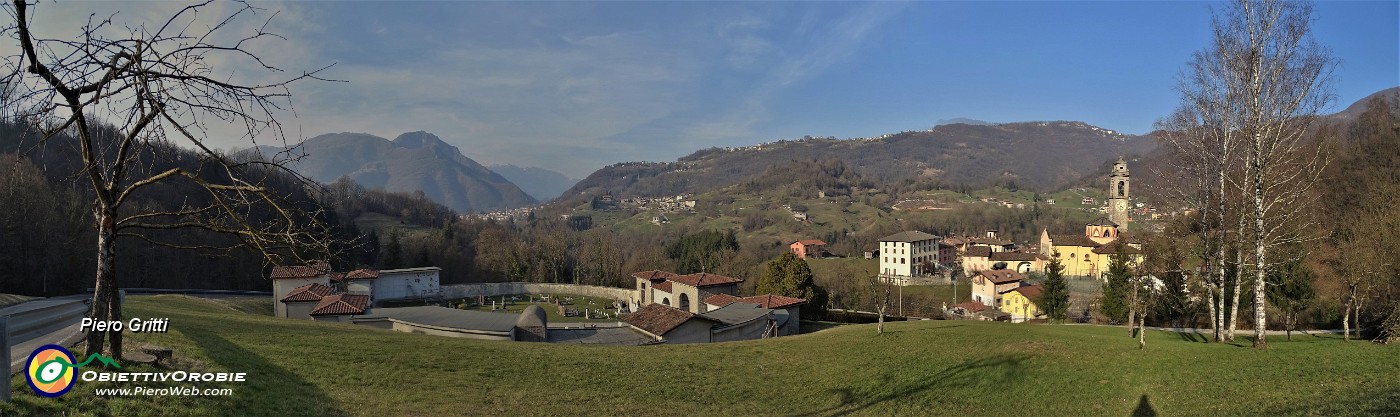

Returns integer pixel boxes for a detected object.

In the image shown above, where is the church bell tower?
[1108,157,1130,230]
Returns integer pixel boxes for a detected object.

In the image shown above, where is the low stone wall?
[441,282,632,301]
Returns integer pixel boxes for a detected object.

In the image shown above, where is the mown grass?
[5,295,1397,416]
[0,293,37,309]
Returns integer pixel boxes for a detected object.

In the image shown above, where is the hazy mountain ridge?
[559,120,1159,204]
[271,131,537,213]
[487,164,579,202]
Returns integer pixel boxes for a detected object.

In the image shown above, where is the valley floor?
[4,295,1397,416]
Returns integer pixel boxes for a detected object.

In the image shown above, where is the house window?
[663,297,670,306]
[680,294,690,311]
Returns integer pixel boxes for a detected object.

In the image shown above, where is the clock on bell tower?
[1108,157,1130,230]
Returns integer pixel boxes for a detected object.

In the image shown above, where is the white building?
[269,262,331,318]
[368,267,442,304]
[878,231,940,285]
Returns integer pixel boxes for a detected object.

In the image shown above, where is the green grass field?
[384,293,625,323]
[5,295,1397,416]
[0,293,37,309]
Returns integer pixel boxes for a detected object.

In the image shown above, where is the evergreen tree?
[382,231,403,269]
[1100,246,1133,324]
[1267,259,1316,341]
[757,252,829,316]
[1038,251,1071,323]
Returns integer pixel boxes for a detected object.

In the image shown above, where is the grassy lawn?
[0,293,37,309]
[5,295,1397,416]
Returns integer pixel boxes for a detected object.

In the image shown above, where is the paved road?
[3,295,90,375]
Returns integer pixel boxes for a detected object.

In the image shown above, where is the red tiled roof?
[327,272,346,283]
[1092,242,1143,255]
[631,270,677,281]
[953,301,988,313]
[343,269,380,280]
[978,269,1024,284]
[622,304,713,336]
[280,283,334,302]
[704,293,740,308]
[269,262,330,279]
[1012,284,1044,300]
[310,294,370,316]
[1087,217,1119,227]
[669,273,743,288]
[737,294,806,309]
[793,239,827,246]
[990,252,1041,262]
[964,246,992,258]
[653,281,673,293]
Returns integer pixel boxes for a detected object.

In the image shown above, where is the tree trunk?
[1128,278,1138,338]
[1206,284,1220,342]
[1342,285,1354,342]
[1252,148,1269,350]
[1138,307,1147,350]
[1227,248,1243,342]
[85,207,117,358]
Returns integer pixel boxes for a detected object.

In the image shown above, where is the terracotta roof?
[622,304,714,336]
[990,252,1041,262]
[653,281,673,293]
[1087,217,1119,227]
[792,239,827,246]
[737,294,806,309]
[1092,242,1143,255]
[631,270,677,281]
[280,283,334,302]
[880,230,939,243]
[964,246,992,258]
[269,262,330,279]
[343,269,380,280]
[978,269,1024,285]
[310,294,370,316]
[953,300,988,313]
[942,236,970,246]
[327,272,346,283]
[704,293,740,308]
[1048,234,1102,248]
[669,273,743,288]
[1012,284,1044,300]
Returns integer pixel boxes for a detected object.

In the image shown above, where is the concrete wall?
[710,314,771,343]
[441,283,632,302]
[661,319,712,344]
[781,306,801,336]
[285,301,317,320]
[375,269,441,302]
[389,320,513,341]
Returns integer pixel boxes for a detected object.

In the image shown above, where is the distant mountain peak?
[934,118,995,127]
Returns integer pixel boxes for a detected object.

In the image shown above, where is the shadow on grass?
[1132,394,1157,417]
[801,353,1028,416]
[181,327,348,417]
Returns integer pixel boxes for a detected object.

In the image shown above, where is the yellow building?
[1039,218,1143,279]
[1002,284,1044,323]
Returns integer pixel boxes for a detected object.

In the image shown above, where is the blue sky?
[16,1,1399,178]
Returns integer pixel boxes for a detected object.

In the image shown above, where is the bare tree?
[1160,0,1333,349]
[4,0,336,358]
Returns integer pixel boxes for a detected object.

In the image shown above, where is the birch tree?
[3,0,335,358]
[1161,0,1333,348]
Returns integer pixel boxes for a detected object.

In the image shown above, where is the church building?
[1039,158,1143,278]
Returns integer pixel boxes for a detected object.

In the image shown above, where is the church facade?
[1039,158,1143,279]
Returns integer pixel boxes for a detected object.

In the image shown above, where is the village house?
[625,269,806,342]
[789,239,827,259]
[971,269,1025,308]
[878,230,941,285]
[1001,284,1044,323]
